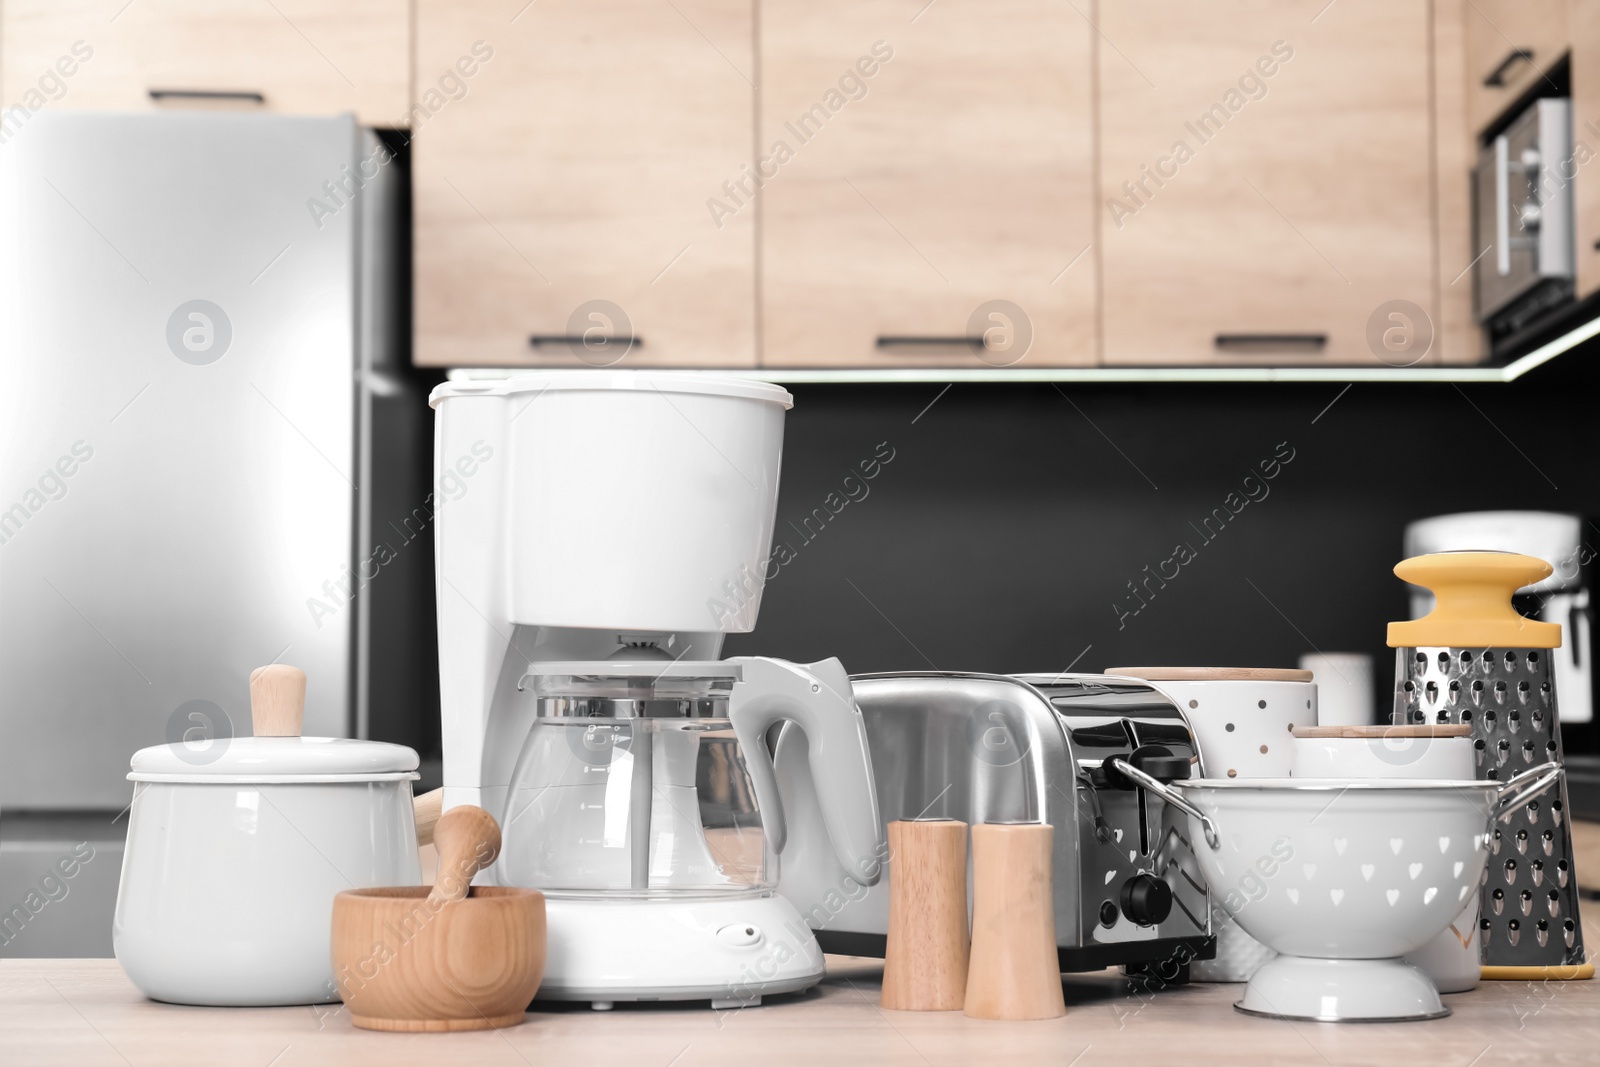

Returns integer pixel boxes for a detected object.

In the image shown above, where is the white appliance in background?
[430,371,883,1008]
[1403,511,1592,724]
[1473,98,1574,338]
[0,112,417,954]
[1298,652,1374,727]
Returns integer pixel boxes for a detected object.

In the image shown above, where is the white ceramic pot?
[1131,762,1562,1022]
[1108,667,1315,982]
[1289,725,1481,993]
[1290,729,1473,781]
[114,667,422,1006]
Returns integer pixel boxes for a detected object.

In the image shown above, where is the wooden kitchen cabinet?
[413,0,757,367]
[1464,0,1570,138]
[0,0,408,126]
[1098,0,1443,366]
[757,0,1098,368]
[1568,0,1600,300]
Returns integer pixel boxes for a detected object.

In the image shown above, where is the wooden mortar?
[332,806,545,1031]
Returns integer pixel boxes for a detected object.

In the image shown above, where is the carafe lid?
[520,660,741,696]
[518,660,743,718]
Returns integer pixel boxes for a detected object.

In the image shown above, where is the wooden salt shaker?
[963,822,1065,1020]
[881,819,969,1011]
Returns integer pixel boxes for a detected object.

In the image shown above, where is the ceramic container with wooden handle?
[333,806,546,1031]
[114,664,424,1006]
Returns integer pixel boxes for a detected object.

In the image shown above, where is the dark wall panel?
[723,354,1600,754]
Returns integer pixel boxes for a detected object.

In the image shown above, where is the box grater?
[1390,552,1586,973]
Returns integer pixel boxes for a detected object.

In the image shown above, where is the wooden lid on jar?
[1106,667,1313,683]
[1292,724,1472,739]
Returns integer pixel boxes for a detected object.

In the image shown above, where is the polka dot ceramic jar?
[1108,667,1316,779]
[1107,667,1317,983]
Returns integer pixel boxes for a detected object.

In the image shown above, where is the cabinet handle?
[1483,49,1535,88]
[528,334,641,348]
[876,335,985,351]
[149,89,266,104]
[1213,333,1327,351]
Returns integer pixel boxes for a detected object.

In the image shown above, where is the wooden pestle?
[249,663,305,737]
[963,822,1066,1020]
[428,805,502,907]
[881,819,970,1011]
[413,788,445,848]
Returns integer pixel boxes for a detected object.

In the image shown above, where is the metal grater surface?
[1394,646,1585,967]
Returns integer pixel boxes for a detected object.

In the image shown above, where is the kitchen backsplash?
[720,359,1600,759]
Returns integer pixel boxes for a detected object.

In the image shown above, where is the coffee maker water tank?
[1403,511,1592,723]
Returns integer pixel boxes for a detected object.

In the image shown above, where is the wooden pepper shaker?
[963,822,1066,1020]
[881,819,969,1011]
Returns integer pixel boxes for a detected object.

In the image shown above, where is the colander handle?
[1107,758,1220,850]
[1493,761,1564,819]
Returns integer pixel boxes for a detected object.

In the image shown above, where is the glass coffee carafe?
[501,664,777,897]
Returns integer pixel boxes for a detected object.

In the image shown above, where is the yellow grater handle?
[1387,552,1562,649]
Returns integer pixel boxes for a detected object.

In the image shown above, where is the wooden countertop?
[4,943,1597,1067]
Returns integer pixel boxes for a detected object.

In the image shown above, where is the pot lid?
[128,664,418,780]
[429,370,794,410]
[128,735,420,781]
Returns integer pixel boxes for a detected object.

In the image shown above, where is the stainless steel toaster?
[773,672,1214,974]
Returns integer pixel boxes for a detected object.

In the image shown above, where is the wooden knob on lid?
[249,664,305,737]
[429,805,502,907]
[882,819,969,1011]
[964,823,1065,1020]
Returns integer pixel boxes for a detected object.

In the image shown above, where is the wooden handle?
[413,788,444,847]
[882,820,969,1011]
[249,664,305,737]
[964,823,1065,1020]
[428,805,501,907]
[1388,552,1561,649]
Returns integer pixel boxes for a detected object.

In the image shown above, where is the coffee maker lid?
[429,370,794,410]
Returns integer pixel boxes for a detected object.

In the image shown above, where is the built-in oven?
[1473,98,1575,344]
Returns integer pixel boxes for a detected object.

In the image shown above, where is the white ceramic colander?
[1114,759,1561,1022]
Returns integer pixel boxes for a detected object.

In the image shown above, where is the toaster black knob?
[1120,873,1173,926]
[1131,750,1191,782]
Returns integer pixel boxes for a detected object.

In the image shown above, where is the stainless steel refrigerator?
[0,111,431,955]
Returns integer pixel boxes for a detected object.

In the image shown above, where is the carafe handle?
[727,657,885,886]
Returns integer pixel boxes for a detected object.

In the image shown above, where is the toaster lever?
[1101,746,1190,789]
[1075,773,1114,844]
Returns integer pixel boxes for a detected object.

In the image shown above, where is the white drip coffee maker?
[429,371,883,1008]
